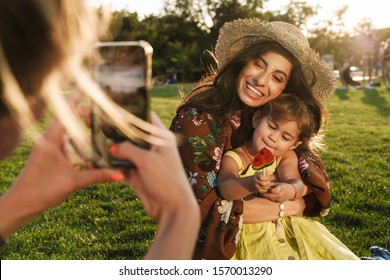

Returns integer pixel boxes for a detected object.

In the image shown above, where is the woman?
[170,18,335,259]
[0,0,200,260]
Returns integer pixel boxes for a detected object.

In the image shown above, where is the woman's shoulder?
[174,107,242,128]
[171,107,216,131]
[175,107,213,120]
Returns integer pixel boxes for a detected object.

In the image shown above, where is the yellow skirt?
[232,216,359,260]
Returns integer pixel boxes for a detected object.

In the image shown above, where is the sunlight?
[89,0,389,32]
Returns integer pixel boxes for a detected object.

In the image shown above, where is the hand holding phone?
[91,41,152,168]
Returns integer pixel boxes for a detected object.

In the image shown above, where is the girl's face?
[237,51,292,107]
[252,115,302,157]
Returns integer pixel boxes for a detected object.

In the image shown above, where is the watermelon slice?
[252,147,275,170]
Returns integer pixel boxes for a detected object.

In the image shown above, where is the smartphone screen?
[91,41,152,168]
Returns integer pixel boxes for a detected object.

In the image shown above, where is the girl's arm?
[217,155,257,200]
[261,150,306,203]
[278,150,308,195]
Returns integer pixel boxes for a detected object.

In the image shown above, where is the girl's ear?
[290,141,303,150]
[252,111,261,128]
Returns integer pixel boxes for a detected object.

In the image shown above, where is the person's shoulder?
[171,106,220,134]
[176,106,210,118]
[277,149,298,164]
[285,149,298,159]
[223,148,245,170]
[224,148,240,158]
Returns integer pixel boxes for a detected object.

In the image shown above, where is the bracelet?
[276,203,285,243]
[278,202,285,220]
[320,207,330,217]
[289,183,297,200]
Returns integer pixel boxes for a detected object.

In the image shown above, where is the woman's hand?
[243,195,305,223]
[109,113,200,259]
[0,118,123,239]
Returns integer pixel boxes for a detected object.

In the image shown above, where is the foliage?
[0,84,389,259]
[96,1,390,83]
[269,0,317,27]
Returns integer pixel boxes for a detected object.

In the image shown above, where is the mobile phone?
[91,41,153,168]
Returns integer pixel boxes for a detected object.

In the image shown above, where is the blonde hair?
[0,0,163,155]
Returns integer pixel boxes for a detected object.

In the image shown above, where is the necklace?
[244,142,254,162]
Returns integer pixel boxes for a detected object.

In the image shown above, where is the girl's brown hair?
[255,93,327,152]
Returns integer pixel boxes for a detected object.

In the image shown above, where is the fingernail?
[109,144,118,155]
[110,172,124,182]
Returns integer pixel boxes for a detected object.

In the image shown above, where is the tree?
[98,1,389,82]
[163,0,266,30]
[140,14,208,81]
[101,11,142,41]
[270,0,317,28]
[307,6,349,69]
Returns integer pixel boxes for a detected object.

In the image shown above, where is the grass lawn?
[0,84,389,259]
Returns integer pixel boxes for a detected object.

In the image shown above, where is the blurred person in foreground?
[0,0,200,259]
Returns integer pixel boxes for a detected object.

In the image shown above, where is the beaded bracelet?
[276,203,285,243]
[278,202,285,219]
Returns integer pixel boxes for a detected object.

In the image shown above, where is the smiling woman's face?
[236,51,292,108]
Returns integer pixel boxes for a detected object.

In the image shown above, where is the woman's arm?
[169,108,236,200]
[0,114,200,260]
[295,149,331,217]
[170,108,246,259]
[243,196,305,223]
[0,118,123,240]
[111,113,200,260]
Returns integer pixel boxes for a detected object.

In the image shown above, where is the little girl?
[217,93,359,260]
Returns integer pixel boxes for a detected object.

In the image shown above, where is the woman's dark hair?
[177,40,316,126]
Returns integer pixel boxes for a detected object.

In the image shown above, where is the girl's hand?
[254,171,271,195]
[262,182,295,203]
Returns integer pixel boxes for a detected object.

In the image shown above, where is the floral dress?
[169,107,332,259]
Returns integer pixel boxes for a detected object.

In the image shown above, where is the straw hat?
[214,18,336,102]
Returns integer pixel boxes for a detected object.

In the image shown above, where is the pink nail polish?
[109,144,118,155]
[110,172,124,182]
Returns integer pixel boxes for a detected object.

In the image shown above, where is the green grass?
[0,84,389,259]
[319,85,390,255]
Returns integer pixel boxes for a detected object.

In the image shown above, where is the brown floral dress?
[169,107,331,259]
